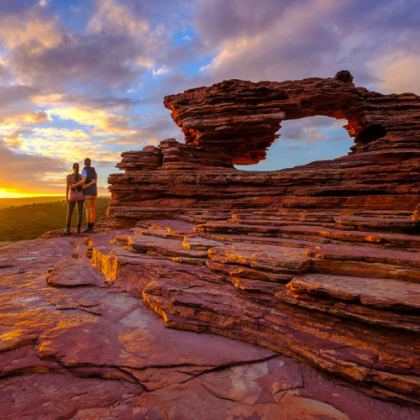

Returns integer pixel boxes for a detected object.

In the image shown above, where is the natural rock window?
[235,116,353,171]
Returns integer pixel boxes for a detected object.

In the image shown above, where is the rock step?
[131,236,208,260]
[206,259,296,283]
[208,243,311,277]
[135,219,195,235]
[230,213,419,233]
[198,221,420,248]
[334,215,419,233]
[308,243,420,282]
[229,217,337,228]
[231,211,337,224]
[307,243,420,269]
[182,236,224,251]
[276,273,420,333]
[278,279,419,333]
[203,232,329,248]
[287,273,420,312]
[205,239,419,283]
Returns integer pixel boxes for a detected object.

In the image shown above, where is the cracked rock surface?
[1,232,419,419]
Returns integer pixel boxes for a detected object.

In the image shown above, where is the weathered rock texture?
[3,235,419,419]
[104,71,420,408]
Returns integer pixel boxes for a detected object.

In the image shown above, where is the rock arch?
[163,71,395,166]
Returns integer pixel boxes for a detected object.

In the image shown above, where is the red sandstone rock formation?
[103,72,420,406]
[108,71,419,221]
[2,72,419,417]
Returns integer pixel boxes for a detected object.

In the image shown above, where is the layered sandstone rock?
[103,72,420,406]
[90,217,420,405]
[4,235,419,418]
[108,72,419,222]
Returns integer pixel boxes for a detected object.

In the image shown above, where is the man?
[73,157,98,233]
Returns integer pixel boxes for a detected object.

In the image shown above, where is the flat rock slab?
[46,258,103,288]
[306,243,420,268]
[136,356,420,420]
[135,219,196,240]
[334,215,419,232]
[182,235,224,251]
[288,274,420,311]
[209,243,311,274]
[131,235,207,259]
[0,373,142,419]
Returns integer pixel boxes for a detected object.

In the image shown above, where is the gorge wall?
[99,72,420,406]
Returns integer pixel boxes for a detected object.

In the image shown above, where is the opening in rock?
[234,116,353,171]
[355,123,387,144]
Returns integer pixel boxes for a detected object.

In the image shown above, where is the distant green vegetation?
[0,196,66,209]
[0,197,111,241]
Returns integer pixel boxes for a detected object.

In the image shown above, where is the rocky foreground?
[0,231,419,419]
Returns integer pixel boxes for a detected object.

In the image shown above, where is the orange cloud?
[369,52,420,94]
[0,10,63,53]
[88,0,149,36]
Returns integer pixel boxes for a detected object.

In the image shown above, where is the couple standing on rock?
[65,157,98,235]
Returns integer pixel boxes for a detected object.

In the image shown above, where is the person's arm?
[72,176,86,188]
[72,168,87,188]
[83,178,97,189]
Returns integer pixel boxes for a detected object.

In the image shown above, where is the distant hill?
[0,197,111,241]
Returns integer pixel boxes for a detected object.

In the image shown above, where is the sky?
[0,0,419,197]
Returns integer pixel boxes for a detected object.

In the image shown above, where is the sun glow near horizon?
[0,188,64,199]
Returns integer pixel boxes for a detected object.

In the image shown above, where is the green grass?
[0,197,111,241]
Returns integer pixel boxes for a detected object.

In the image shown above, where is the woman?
[65,163,84,234]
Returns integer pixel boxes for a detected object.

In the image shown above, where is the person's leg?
[65,200,76,233]
[76,200,84,233]
[83,196,93,232]
[90,196,97,225]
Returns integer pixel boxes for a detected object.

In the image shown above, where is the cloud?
[279,117,348,143]
[0,142,66,194]
[0,85,38,111]
[87,0,149,36]
[152,65,170,77]
[369,52,420,94]
[196,0,420,88]
[197,0,341,81]
[47,105,132,135]
[0,111,50,148]
[0,1,167,92]
[0,8,63,53]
